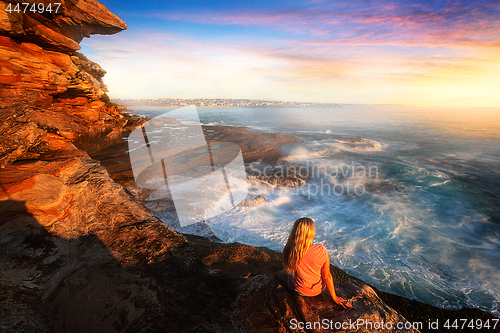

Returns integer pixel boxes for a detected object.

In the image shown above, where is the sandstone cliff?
[0,1,496,332]
[0,0,125,107]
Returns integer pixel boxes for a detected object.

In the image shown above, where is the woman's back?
[283,217,352,309]
[291,244,328,296]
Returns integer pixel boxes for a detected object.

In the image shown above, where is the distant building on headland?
[112,98,343,108]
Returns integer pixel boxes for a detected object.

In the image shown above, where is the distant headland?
[112,98,343,108]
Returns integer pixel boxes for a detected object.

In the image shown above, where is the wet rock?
[91,123,301,189]
[145,197,223,243]
[246,160,309,188]
[203,125,302,163]
[239,194,267,207]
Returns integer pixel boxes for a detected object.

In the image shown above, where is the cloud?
[80,0,500,106]
[142,0,500,48]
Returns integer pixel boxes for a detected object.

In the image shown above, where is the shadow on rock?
[0,195,239,332]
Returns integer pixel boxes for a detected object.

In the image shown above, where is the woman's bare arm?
[321,255,352,309]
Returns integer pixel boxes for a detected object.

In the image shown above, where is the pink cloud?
[144,2,500,49]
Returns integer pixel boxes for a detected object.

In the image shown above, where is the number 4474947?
[5,3,62,14]
[443,318,499,330]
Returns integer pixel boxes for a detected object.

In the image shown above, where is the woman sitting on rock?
[283,217,352,309]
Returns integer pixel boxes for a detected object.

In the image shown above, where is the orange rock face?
[0,36,77,106]
[0,0,133,165]
[0,0,125,107]
[0,0,126,51]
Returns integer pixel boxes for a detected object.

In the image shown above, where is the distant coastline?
[112,98,343,108]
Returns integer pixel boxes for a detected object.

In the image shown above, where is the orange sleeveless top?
[290,244,328,296]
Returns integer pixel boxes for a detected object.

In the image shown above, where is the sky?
[80,0,500,107]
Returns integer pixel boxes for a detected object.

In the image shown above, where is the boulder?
[239,194,267,207]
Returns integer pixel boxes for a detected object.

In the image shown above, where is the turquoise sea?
[132,105,500,315]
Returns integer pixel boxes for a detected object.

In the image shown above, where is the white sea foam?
[430,180,451,187]
[283,138,386,163]
[333,138,385,152]
[283,146,318,161]
[210,154,499,314]
[271,195,292,206]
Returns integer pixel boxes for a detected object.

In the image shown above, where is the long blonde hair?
[283,217,316,273]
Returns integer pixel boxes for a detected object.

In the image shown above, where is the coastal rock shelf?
[1,0,498,332]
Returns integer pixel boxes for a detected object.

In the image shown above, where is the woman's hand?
[333,296,352,309]
[321,255,352,310]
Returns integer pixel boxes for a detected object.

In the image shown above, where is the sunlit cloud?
[146,1,500,48]
[82,0,500,106]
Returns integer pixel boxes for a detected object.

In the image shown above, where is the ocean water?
[132,105,500,315]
